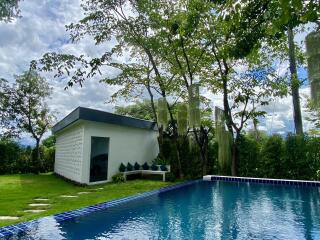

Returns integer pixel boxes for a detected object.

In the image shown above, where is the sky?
[0,0,316,146]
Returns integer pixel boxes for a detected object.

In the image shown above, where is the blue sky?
[0,0,316,146]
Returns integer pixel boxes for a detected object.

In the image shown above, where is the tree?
[0,78,16,138]
[264,0,320,134]
[35,0,187,178]
[204,0,290,175]
[4,70,54,173]
[305,98,320,136]
[115,100,156,121]
[0,0,20,22]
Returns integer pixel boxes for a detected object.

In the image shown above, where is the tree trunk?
[175,138,183,179]
[231,134,239,176]
[193,127,209,176]
[288,26,303,135]
[34,139,40,174]
[201,140,208,176]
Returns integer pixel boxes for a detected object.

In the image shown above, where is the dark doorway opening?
[90,136,109,182]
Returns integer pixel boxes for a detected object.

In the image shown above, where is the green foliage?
[284,134,309,179]
[316,170,320,181]
[39,146,55,173]
[127,162,133,171]
[115,100,156,121]
[0,138,54,174]
[134,162,140,170]
[238,134,260,177]
[260,134,285,178]
[119,163,126,172]
[1,70,55,173]
[112,173,125,183]
[0,0,20,22]
[142,162,149,170]
[0,139,26,174]
[42,135,56,148]
[165,172,176,182]
[153,155,168,165]
[235,133,320,180]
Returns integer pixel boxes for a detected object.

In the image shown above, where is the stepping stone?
[34,198,49,201]
[24,209,46,213]
[92,187,104,191]
[28,203,50,207]
[77,192,90,195]
[0,216,19,220]
[60,195,78,198]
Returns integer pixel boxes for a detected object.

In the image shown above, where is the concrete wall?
[54,122,85,183]
[54,120,159,184]
[82,121,159,184]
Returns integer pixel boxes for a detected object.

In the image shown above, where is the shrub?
[153,155,167,165]
[127,162,133,171]
[160,165,168,171]
[238,134,260,177]
[260,134,285,178]
[165,172,176,182]
[284,134,309,179]
[119,163,126,172]
[151,164,158,171]
[142,162,149,170]
[112,173,125,183]
[134,162,140,170]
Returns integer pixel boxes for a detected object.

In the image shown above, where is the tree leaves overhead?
[0,0,20,22]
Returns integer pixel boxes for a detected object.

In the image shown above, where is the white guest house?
[52,107,159,185]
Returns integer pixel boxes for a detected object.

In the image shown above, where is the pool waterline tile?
[204,175,320,187]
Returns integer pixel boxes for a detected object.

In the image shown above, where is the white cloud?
[0,1,317,146]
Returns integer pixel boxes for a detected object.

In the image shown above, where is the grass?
[0,173,173,227]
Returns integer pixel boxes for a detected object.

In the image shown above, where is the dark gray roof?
[52,107,157,134]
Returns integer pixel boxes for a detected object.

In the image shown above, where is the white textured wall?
[54,123,85,183]
[82,121,159,183]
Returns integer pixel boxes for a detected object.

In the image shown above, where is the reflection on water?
[16,181,320,240]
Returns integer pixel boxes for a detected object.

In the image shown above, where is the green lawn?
[0,173,173,227]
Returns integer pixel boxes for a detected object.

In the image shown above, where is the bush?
[153,155,168,165]
[165,172,176,182]
[40,146,55,172]
[119,163,126,172]
[260,134,285,178]
[142,162,149,170]
[238,134,260,177]
[112,173,125,183]
[284,134,309,179]
[127,162,133,171]
[134,162,140,170]
[160,165,168,171]
[151,164,158,171]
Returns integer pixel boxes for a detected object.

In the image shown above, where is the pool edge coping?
[204,175,320,187]
[0,179,201,239]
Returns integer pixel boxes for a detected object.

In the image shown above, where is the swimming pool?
[1,178,320,240]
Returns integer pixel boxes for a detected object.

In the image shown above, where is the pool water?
[16,181,320,240]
